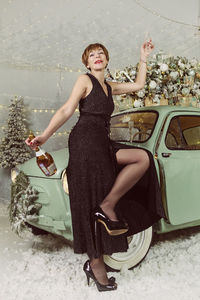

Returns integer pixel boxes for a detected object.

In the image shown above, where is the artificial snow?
[0,202,200,300]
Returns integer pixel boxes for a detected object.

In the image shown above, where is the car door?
[156,111,200,225]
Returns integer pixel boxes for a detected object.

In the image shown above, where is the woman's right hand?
[25,134,48,150]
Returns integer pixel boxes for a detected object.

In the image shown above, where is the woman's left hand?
[140,39,154,59]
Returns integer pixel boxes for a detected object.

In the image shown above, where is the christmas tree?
[0,96,32,168]
[9,170,41,235]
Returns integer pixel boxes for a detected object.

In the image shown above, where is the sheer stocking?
[90,256,109,285]
[100,148,150,221]
[90,149,149,284]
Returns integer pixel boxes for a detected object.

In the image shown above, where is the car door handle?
[162,153,172,158]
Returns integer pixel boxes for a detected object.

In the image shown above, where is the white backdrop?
[0,0,200,201]
[0,0,200,69]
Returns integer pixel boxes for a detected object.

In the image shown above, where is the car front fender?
[16,148,69,179]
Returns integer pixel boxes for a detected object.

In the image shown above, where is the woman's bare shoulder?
[77,73,90,84]
[71,74,91,91]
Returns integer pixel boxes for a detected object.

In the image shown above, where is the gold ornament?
[196,72,200,80]
[144,97,153,107]
[179,96,190,107]
[160,97,168,106]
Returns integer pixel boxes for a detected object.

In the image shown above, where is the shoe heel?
[86,273,90,286]
[83,260,117,292]
[93,206,129,236]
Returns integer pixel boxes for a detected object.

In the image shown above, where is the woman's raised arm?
[108,40,154,95]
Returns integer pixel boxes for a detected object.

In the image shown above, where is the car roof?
[112,105,200,116]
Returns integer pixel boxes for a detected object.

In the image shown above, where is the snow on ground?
[0,202,200,300]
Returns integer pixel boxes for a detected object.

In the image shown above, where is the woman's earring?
[106,67,114,80]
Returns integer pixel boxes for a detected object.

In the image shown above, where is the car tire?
[104,226,153,271]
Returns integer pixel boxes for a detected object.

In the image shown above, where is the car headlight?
[61,169,69,194]
[11,168,19,183]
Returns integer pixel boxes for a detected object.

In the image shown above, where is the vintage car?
[11,105,200,271]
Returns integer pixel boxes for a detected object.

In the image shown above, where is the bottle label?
[39,163,50,176]
[47,163,57,175]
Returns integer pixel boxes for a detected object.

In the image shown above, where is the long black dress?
[66,73,165,258]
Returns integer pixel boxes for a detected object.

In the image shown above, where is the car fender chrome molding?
[61,169,69,194]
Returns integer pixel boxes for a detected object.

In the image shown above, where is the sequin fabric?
[66,73,165,258]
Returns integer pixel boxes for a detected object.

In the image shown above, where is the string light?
[0,103,79,114]
[0,61,86,73]
[0,1,143,70]
[1,1,41,36]
[0,93,61,107]
[0,97,72,138]
[0,100,57,114]
[134,0,199,28]
[0,125,70,137]
[0,104,8,109]
[1,1,198,71]
[0,1,199,121]
[0,99,80,137]
[1,0,95,44]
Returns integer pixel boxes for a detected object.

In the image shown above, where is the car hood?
[16,148,69,179]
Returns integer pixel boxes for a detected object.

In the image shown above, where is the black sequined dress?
[66,73,165,258]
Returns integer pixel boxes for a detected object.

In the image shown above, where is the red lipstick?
[95,60,103,64]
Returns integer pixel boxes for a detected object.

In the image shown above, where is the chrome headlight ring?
[61,169,69,194]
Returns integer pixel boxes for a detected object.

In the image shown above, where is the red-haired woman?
[26,40,165,292]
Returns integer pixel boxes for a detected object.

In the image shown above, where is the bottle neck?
[35,147,45,157]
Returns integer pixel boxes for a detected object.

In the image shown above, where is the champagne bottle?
[28,133,57,176]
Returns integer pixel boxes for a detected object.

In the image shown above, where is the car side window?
[165,115,200,150]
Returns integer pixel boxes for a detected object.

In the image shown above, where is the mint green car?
[11,105,200,270]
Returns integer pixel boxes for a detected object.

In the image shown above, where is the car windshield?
[110,111,158,143]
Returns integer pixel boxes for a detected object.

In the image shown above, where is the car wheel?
[104,226,153,271]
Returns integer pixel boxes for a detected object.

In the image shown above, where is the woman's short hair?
[82,43,109,68]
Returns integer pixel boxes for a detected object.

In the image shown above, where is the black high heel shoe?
[83,260,117,292]
[93,206,129,236]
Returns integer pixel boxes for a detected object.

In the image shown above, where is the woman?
[26,40,165,292]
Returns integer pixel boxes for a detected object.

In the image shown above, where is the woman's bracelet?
[140,59,147,64]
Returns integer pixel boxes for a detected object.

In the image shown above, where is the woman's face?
[87,47,108,71]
